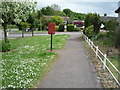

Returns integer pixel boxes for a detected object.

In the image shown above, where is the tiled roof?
[101,16,117,21]
[115,7,120,13]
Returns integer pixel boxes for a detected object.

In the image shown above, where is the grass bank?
[1,35,70,88]
[82,35,119,88]
[91,32,119,70]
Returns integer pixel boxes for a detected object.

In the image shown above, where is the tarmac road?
[37,34,101,88]
[1,32,82,40]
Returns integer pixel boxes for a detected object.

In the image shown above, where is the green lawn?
[9,30,47,33]
[1,35,70,88]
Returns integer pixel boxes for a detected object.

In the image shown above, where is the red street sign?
[48,23,56,34]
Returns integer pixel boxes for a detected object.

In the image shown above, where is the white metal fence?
[82,33,120,86]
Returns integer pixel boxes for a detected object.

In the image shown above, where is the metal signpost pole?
[51,34,52,51]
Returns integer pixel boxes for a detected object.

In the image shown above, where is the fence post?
[89,39,91,45]
[84,35,86,40]
[86,37,88,42]
[103,54,107,69]
[7,32,9,37]
[91,42,93,48]
[96,46,98,58]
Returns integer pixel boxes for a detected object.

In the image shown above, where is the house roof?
[115,7,120,13]
[101,16,117,21]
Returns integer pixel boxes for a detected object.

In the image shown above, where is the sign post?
[48,23,56,51]
[51,34,52,51]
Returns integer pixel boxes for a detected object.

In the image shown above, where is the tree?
[84,13,101,35]
[63,8,86,20]
[36,10,48,31]
[41,16,48,30]
[41,5,66,16]
[20,22,30,37]
[54,11,66,16]
[76,13,86,20]
[1,0,37,42]
[27,13,37,30]
[49,16,64,25]
[51,4,61,11]
[63,9,73,17]
[41,6,54,16]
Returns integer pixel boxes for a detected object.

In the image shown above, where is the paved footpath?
[37,34,101,88]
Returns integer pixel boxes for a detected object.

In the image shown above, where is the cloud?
[36,1,119,17]
[36,0,119,2]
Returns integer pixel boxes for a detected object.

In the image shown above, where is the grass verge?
[1,35,70,88]
[91,32,119,83]
[82,36,119,88]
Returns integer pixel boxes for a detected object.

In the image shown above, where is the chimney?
[104,13,107,16]
[104,13,107,21]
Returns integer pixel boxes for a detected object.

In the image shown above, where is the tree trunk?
[22,29,24,38]
[3,24,8,43]
[32,28,34,36]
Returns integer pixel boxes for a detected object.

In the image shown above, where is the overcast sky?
[36,0,120,17]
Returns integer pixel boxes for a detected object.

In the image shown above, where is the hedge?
[67,24,74,31]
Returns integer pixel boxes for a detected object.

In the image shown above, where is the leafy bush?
[85,13,101,35]
[59,24,64,32]
[105,19,119,33]
[85,25,94,38]
[67,24,74,31]
[49,16,64,25]
[91,33,106,40]
[91,32,115,47]
[55,26,59,31]
[8,25,18,29]
[1,40,11,52]
[74,27,81,32]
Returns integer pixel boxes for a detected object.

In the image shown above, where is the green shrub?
[59,24,64,32]
[85,13,101,35]
[91,33,106,40]
[8,25,18,29]
[49,16,64,25]
[1,40,11,52]
[67,24,74,31]
[85,25,94,38]
[55,26,59,32]
[74,27,81,32]
[105,19,119,33]
[20,22,30,29]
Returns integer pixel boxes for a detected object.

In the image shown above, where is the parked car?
[73,21,84,27]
